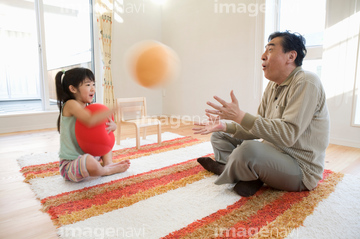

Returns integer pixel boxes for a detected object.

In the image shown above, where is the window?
[0,1,41,101]
[43,0,94,106]
[278,0,327,75]
[0,0,94,114]
[263,0,326,91]
[279,0,326,47]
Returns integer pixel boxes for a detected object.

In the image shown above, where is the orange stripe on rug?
[20,162,60,182]
[163,170,342,239]
[39,154,213,227]
[250,170,344,239]
[21,161,60,175]
[55,169,213,227]
[20,136,202,182]
[41,153,213,210]
[47,162,204,218]
[217,190,310,238]
[162,187,273,239]
[167,189,285,239]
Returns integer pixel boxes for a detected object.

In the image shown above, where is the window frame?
[1,0,96,113]
[351,36,360,127]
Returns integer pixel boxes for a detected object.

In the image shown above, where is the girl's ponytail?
[55,71,65,132]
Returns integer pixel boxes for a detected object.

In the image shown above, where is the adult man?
[193,31,329,197]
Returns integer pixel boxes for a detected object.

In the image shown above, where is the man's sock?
[197,157,225,175]
[233,179,264,197]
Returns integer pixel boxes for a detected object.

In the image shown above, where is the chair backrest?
[116,97,147,122]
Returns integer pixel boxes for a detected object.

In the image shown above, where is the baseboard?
[0,111,58,134]
[330,137,360,148]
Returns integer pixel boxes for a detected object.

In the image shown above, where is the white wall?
[111,0,163,116]
[161,0,265,119]
[322,0,360,147]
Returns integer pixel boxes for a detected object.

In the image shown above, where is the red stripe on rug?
[218,169,334,238]
[162,188,267,239]
[164,169,334,239]
[23,167,59,177]
[46,164,205,219]
[41,153,212,206]
[21,161,60,176]
[218,190,310,238]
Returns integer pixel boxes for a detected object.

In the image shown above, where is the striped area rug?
[18,133,360,238]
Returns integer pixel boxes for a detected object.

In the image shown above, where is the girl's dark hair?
[55,67,95,132]
[268,31,307,66]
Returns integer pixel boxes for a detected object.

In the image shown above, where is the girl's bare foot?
[104,161,130,175]
[107,160,131,167]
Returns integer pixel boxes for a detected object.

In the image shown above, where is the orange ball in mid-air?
[127,41,180,88]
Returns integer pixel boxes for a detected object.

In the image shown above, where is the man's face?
[261,37,293,84]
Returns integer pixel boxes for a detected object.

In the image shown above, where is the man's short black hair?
[268,31,307,66]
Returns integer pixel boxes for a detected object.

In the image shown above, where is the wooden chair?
[116,97,161,149]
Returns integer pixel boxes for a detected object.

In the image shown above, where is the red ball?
[75,104,115,156]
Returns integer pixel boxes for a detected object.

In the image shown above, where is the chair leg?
[143,127,147,140]
[135,126,140,149]
[157,124,161,144]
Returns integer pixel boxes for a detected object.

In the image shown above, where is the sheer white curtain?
[95,0,115,109]
[0,29,40,100]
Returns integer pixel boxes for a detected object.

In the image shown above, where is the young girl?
[55,67,130,182]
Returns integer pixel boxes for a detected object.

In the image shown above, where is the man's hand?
[205,90,245,124]
[192,113,226,135]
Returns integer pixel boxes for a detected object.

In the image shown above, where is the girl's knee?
[86,155,102,175]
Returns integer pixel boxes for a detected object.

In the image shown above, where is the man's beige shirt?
[226,67,330,190]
